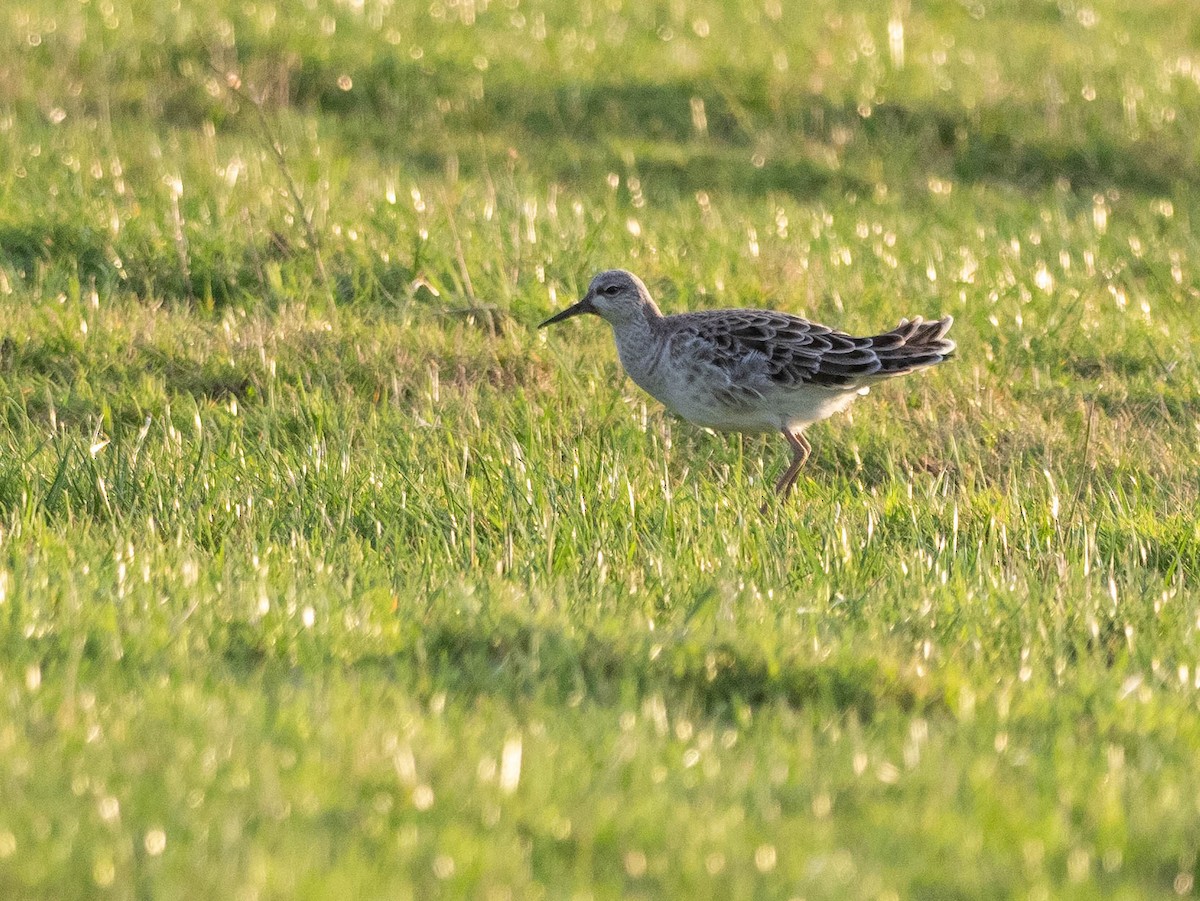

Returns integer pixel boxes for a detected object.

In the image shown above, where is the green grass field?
[2,0,1199,896]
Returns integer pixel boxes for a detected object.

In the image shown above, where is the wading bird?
[540,269,955,501]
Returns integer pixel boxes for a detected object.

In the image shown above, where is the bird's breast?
[615,332,669,393]
[624,346,778,431]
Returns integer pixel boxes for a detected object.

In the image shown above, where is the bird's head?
[539,269,658,328]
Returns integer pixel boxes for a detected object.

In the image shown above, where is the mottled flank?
[541,269,955,499]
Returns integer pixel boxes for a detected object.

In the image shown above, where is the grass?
[1,0,1200,896]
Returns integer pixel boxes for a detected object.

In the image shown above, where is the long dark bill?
[538,297,596,328]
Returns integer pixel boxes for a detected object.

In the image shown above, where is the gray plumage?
[540,269,955,501]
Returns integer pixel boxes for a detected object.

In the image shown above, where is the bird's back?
[660,308,953,386]
[622,308,955,432]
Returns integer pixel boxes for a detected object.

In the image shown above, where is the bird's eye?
[602,285,620,296]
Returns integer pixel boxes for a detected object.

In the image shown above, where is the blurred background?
[2,1,1199,898]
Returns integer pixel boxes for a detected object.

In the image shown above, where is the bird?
[539,269,955,501]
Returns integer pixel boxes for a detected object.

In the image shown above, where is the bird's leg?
[773,429,812,499]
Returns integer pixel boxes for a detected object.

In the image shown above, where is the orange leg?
[773,429,812,500]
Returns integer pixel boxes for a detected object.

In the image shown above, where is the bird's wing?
[672,310,884,394]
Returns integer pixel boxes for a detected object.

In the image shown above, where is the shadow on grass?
[295,58,1189,196]
[217,615,934,719]
[84,35,1191,200]
[8,57,1188,307]
[11,609,931,719]
[0,219,266,306]
[0,219,422,308]
[857,101,1182,196]
[0,334,258,433]
[160,40,1191,197]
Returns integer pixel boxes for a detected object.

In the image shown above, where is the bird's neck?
[609,304,666,383]
[609,301,664,341]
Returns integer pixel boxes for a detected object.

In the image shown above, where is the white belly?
[632,364,866,434]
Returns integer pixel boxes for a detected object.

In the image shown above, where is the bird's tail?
[869,315,956,375]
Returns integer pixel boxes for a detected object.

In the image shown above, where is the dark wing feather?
[712,310,885,388]
[868,316,956,374]
[666,309,954,404]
